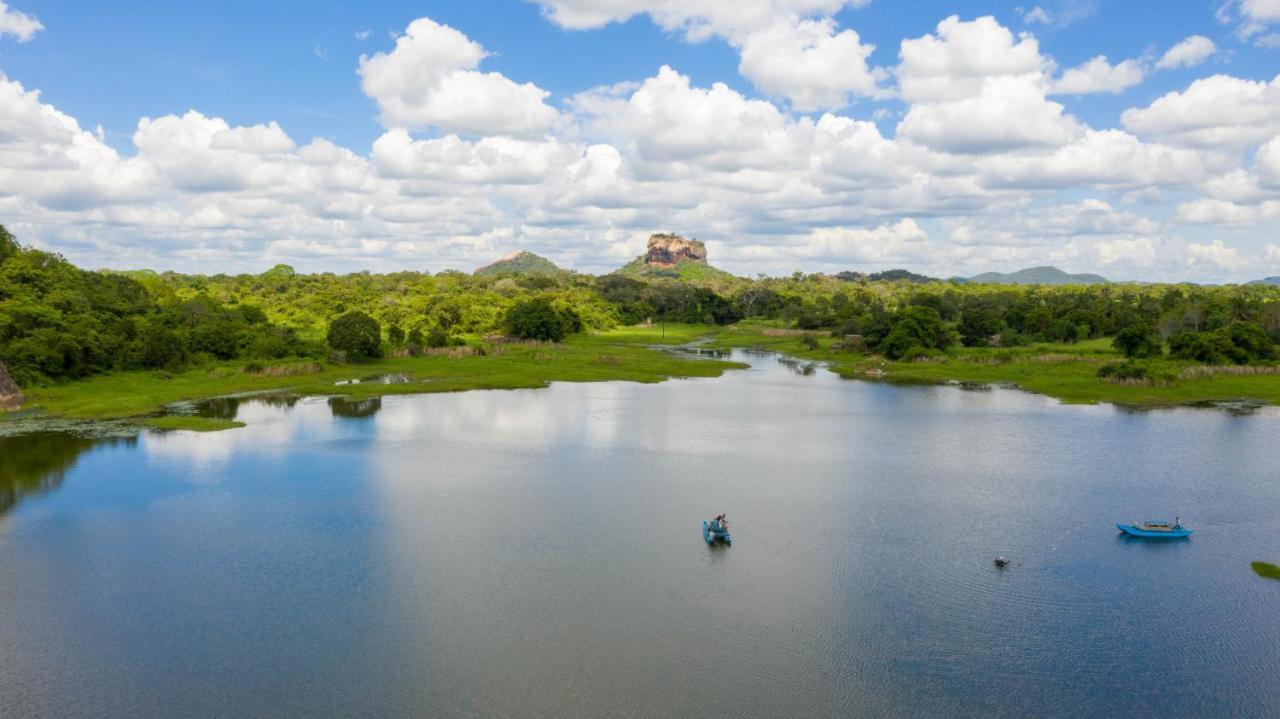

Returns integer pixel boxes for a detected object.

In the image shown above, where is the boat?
[702,519,731,546]
[1116,518,1193,539]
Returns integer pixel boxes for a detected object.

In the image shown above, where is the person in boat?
[713,514,727,531]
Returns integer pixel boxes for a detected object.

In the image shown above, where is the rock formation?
[644,233,707,268]
[0,359,23,411]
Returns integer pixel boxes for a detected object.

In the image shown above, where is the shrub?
[1112,323,1163,359]
[504,297,580,342]
[326,311,382,358]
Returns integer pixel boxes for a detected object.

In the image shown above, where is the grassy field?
[5,324,743,426]
[709,320,1280,408]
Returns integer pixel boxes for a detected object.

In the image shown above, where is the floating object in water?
[1116,518,1193,539]
[994,557,1009,567]
[702,519,731,546]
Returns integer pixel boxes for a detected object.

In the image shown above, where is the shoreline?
[7,322,1280,435]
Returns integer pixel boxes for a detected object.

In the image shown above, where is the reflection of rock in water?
[197,394,300,419]
[0,432,136,515]
[328,396,382,419]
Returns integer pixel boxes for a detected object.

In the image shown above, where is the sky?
[1,1,1279,281]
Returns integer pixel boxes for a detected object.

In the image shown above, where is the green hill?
[614,256,737,282]
[474,251,561,276]
[964,266,1108,285]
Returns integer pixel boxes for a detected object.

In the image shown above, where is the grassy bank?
[710,321,1280,408]
[6,324,743,426]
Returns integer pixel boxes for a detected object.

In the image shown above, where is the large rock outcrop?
[0,360,23,411]
[644,233,707,268]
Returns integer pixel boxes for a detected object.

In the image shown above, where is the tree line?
[2,224,1278,387]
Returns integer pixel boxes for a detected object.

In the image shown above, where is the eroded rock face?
[0,360,23,411]
[645,233,707,268]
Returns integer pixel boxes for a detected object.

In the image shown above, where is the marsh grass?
[5,324,744,427]
[1253,562,1280,580]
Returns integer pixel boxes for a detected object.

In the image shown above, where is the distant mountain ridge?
[1248,277,1280,286]
[963,266,1108,285]
[474,250,561,276]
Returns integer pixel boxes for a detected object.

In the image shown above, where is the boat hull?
[1116,523,1193,539]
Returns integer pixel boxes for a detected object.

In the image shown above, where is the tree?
[1112,323,1162,359]
[505,297,578,341]
[959,307,1003,347]
[327,311,382,358]
[879,306,954,360]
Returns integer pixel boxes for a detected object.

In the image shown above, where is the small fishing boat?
[1116,518,1193,539]
[703,519,731,546]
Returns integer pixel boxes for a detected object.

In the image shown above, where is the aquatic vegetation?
[1252,562,1280,581]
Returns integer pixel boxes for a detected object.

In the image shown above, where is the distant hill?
[964,266,1108,285]
[1247,277,1280,286]
[836,269,942,284]
[474,250,561,276]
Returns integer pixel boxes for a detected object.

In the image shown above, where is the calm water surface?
[2,351,1279,718]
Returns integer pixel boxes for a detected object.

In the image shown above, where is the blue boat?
[1117,518,1193,539]
[703,519,731,546]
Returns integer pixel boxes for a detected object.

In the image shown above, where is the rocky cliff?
[0,359,23,411]
[644,233,707,268]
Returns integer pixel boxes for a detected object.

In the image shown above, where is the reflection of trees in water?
[328,396,382,419]
[198,394,300,420]
[776,357,817,376]
[0,433,136,515]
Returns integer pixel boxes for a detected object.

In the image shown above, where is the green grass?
[1253,562,1280,580]
[710,320,1280,408]
[140,416,246,432]
[4,324,744,427]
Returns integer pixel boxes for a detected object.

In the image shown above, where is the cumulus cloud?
[358,17,559,136]
[1156,35,1216,70]
[1051,55,1146,95]
[1122,74,1280,148]
[4,12,1278,281]
[0,1,41,42]
[529,1,883,111]
[1187,239,1245,270]
[737,18,886,111]
[895,17,1083,153]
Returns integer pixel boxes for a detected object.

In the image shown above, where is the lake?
[2,350,1279,717]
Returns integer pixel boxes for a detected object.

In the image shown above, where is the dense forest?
[2,224,1278,388]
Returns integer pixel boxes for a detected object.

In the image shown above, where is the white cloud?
[978,130,1213,189]
[358,17,559,137]
[1122,74,1280,149]
[1186,239,1245,270]
[1254,135,1280,185]
[737,18,885,111]
[1019,6,1051,25]
[0,1,41,42]
[895,16,1085,153]
[3,11,1278,282]
[530,1,882,111]
[1156,35,1216,70]
[1051,55,1146,95]
[528,0,866,36]
[1219,0,1280,42]
[1176,198,1259,225]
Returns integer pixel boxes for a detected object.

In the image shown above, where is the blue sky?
[1,1,1279,279]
